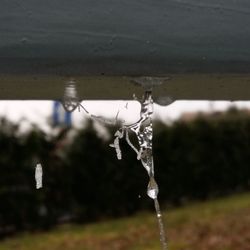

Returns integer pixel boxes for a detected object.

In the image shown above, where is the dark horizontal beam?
[1,0,250,75]
[1,74,250,102]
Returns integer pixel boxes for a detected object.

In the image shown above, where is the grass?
[0,192,250,250]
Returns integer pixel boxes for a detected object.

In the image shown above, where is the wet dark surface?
[1,0,250,75]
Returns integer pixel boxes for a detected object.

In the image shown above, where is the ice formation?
[110,91,167,250]
[35,163,43,189]
[62,79,88,113]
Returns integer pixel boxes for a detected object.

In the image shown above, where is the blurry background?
[0,100,250,250]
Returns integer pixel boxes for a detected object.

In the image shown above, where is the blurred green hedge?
[0,108,250,235]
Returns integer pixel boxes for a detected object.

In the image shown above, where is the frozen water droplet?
[147,177,158,199]
[35,163,43,189]
[62,79,79,112]
[155,96,174,106]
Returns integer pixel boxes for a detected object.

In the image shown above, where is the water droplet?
[147,177,159,199]
[155,96,175,106]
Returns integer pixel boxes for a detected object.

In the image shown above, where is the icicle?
[62,79,80,112]
[35,163,43,189]
[110,91,168,250]
[125,129,139,155]
[110,137,122,160]
[116,91,155,175]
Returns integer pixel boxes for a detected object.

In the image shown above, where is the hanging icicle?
[62,79,90,113]
[35,163,43,189]
[110,91,168,250]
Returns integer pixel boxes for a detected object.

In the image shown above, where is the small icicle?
[62,79,80,112]
[154,198,168,250]
[125,129,139,156]
[109,129,124,160]
[35,163,43,189]
[110,137,122,160]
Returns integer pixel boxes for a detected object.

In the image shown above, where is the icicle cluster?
[110,91,167,250]
[110,91,158,196]
[50,83,167,249]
